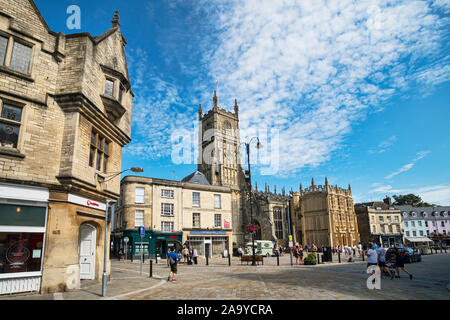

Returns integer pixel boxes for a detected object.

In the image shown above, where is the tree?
[392,194,423,206]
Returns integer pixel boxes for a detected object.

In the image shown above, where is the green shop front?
[115,229,183,260]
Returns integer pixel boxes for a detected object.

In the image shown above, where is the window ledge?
[0,65,34,82]
[0,146,25,158]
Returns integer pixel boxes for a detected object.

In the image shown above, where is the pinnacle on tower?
[255,181,258,191]
[234,98,239,114]
[311,178,315,187]
[325,177,328,186]
[274,185,277,194]
[213,90,218,110]
[198,104,202,119]
[112,11,120,28]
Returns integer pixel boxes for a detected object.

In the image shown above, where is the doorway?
[79,224,96,280]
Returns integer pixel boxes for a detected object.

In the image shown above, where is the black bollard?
[206,255,209,266]
[277,253,280,266]
[338,251,341,263]
[440,246,443,254]
[228,253,231,266]
[445,247,447,254]
[149,260,153,278]
[155,255,158,264]
[131,253,133,263]
[316,253,320,264]
[362,252,364,262]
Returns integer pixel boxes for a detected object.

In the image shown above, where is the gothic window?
[273,208,283,239]
[89,130,109,173]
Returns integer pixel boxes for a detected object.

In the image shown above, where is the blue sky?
[35,0,450,204]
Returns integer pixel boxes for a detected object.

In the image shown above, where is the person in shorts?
[294,245,300,265]
[167,248,178,282]
[376,242,393,279]
[393,247,413,280]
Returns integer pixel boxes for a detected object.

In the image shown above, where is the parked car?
[386,247,421,263]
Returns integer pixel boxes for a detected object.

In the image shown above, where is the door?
[79,224,96,280]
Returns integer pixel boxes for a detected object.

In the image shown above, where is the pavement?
[1,252,449,300]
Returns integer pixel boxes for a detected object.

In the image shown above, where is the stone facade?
[294,178,360,248]
[355,197,404,247]
[115,174,233,257]
[0,0,133,294]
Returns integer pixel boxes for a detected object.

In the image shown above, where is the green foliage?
[392,194,422,206]
[303,253,317,265]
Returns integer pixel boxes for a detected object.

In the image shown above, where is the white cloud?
[368,135,397,154]
[197,0,449,175]
[385,150,431,179]
[369,184,450,205]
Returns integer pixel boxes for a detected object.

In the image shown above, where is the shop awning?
[405,237,433,242]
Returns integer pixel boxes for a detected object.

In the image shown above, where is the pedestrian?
[237,247,243,257]
[358,243,362,257]
[366,243,378,269]
[279,246,283,256]
[167,247,178,282]
[193,247,198,265]
[392,247,413,280]
[182,245,189,264]
[118,248,124,261]
[299,245,304,264]
[294,245,300,265]
[352,246,356,256]
[376,242,394,280]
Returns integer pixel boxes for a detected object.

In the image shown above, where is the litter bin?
[322,247,332,262]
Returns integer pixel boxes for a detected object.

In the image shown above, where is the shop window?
[0,102,23,149]
[0,204,46,227]
[214,194,221,209]
[192,192,200,207]
[135,187,145,204]
[161,203,174,216]
[0,233,44,274]
[134,210,144,227]
[193,213,200,228]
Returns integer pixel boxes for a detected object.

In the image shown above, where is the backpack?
[169,254,176,265]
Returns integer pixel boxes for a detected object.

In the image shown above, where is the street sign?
[139,226,145,237]
[289,241,294,248]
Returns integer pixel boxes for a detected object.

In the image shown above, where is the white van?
[245,240,275,257]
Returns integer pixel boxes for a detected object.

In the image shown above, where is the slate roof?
[181,171,211,185]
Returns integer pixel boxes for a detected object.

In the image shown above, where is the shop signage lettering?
[6,241,30,265]
[68,193,106,210]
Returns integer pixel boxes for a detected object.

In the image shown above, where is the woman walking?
[294,245,300,265]
[299,245,304,264]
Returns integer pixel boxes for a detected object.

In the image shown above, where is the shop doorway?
[79,224,96,280]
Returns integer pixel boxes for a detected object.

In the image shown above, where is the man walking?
[193,247,198,265]
[167,247,178,282]
[376,242,394,279]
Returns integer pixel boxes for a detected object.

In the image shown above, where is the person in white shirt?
[376,242,394,279]
[366,243,378,267]
[358,243,363,257]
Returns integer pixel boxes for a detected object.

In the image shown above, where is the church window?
[273,208,283,239]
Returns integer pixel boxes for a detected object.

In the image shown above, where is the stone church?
[197,92,291,248]
[293,178,360,248]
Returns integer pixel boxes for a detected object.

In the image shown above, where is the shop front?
[0,183,49,295]
[118,230,183,260]
[185,230,231,257]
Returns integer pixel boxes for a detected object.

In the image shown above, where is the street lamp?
[101,167,144,297]
[244,137,262,266]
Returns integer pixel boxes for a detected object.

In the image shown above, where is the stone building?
[114,172,232,259]
[252,185,291,247]
[355,197,404,247]
[294,178,360,248]
[197,92,293,248]
[0,0,133,294]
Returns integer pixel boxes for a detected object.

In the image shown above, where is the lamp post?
[244,137,262,266]
[101,167,144,297]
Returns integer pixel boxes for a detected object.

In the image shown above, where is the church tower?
[198,91,241,188]
[198,91,247,245]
